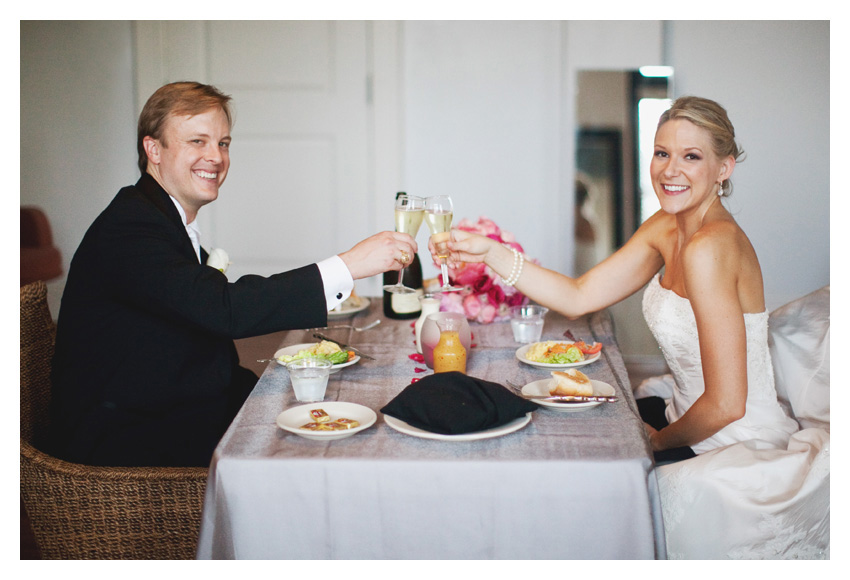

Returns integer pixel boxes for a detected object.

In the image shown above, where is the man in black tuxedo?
[49,82,416,467]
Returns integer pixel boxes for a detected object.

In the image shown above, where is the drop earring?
[717,182,724,196]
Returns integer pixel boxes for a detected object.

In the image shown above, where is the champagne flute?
[383,195,424,294]
[425,195,462,292]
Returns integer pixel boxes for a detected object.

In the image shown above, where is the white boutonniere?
[206,248,231,273]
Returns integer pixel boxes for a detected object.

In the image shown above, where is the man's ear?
[143,136,161,166]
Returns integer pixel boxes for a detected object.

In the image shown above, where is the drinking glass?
[383,195,425,294]
[510,305,549,344]
[286,358,332,402]
[425,195,462,292]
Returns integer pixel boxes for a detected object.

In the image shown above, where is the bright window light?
[638,97,672,223]
[639,66,674,78]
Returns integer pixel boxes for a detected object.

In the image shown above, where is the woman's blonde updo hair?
[657,96,745,197]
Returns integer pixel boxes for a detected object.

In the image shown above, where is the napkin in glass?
[380,371,537,435]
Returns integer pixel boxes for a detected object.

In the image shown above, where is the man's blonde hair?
[137,81,233,174]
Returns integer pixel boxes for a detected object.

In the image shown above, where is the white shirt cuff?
[317,255,354,311]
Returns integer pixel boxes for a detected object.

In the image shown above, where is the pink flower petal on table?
[414,367,427,373]
[408,353,425,363]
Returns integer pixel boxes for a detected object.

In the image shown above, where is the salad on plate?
[524,340,602,364]
[276,340,355,365]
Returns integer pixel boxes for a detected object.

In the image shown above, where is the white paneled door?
[135,21,398,294]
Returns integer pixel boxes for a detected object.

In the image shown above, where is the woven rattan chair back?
[20,281,208,559]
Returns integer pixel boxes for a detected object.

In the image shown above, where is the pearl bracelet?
[502,247,524,287]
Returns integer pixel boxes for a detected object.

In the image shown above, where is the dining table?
[196,298,666,559]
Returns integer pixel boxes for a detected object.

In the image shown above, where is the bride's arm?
[648,227,749,451]
[443,213,666,319]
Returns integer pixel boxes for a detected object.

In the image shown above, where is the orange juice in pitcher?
[433,315,467,373]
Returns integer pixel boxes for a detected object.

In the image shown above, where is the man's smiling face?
[144,107,231,222]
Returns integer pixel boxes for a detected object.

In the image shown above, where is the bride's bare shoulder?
[684,219,765,311]
[635,210,677,239]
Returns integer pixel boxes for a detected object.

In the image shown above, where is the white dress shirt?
[169,196,353,311]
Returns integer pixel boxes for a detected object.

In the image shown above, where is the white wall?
[20,21,138,317]
[402,21,563,280]
[20,21,830,353]
[668,20,830,309]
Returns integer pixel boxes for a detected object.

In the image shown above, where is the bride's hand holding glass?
[424,195,463,292]
[435,230,522,288]
[435,229,498,266]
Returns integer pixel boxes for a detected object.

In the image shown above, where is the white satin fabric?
[637,281,830,559]
[641,275,798,454]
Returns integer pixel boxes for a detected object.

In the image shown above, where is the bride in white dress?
[435,96,827,557]
[640,273,797,455]
[440,95,796,456]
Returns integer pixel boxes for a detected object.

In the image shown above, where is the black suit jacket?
[50,174,328,467]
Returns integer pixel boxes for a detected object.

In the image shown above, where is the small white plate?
[521,378,616,412]
[274,343,360,374]
[328,297,371,319]
[515,341,602,369]
[276,402,377,441]
[383,412,532,441]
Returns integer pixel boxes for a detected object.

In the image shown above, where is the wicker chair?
[20,281,208,559]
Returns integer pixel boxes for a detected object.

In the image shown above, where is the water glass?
[510,305,549,344]
[286,358,332,402]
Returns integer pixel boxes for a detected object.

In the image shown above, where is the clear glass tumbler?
[510,305,549,344]
[286,358,332,402]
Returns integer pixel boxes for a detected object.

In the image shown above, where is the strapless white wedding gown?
[639,276,830,559]
[641,274,798,453]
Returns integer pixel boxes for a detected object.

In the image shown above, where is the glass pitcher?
[433,315,467,374]
[420,312,471,368]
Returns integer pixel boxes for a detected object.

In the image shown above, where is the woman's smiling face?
[650,118,733,217]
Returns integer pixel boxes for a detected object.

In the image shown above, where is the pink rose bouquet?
[435,216,531,324]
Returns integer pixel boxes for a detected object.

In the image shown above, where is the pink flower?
[435,216,532,324]
[476,217,501,237]
[463,294,482,319]
[487,284,506,307]
[506,291,528,307]
[471,274,493,294]
[453,262,486,287]
[440,292,465,315]
[478,303,497,324]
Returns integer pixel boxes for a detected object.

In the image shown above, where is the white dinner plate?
[274,344,360,374]
[515,341,602,369]
[276,402,377,441]
[383,412,532,441]
[327,297,371,319]
[521,378,616,412]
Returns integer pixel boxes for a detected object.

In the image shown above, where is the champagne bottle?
[383,192,424,319]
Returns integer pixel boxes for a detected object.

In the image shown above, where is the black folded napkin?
[380,372,538,435]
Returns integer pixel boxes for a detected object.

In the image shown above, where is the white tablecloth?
[197,302,666,559]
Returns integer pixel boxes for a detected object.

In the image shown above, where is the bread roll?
[550,369,594,396]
